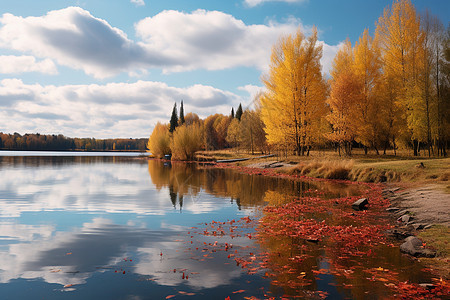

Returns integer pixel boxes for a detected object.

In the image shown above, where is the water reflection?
[0,156,438,299]
[147,160,365,211]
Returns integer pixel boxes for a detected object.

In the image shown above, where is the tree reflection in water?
[148,160,449,299]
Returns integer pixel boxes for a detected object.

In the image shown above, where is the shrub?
[171,123,204,161]
[147,122,171,158]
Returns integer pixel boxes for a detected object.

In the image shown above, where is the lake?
[0,153,439,299]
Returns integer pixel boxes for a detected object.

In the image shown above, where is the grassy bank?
[199,149,450,188]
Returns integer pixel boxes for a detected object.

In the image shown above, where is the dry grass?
[199,148,450,186]
[288,159,354,180]
[417,225,450,279]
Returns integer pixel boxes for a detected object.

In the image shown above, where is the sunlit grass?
[201,148,450,186]
[417,225,450,279]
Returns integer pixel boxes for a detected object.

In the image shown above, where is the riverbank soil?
[383,183,450,279]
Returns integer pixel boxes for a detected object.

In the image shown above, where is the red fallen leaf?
[165,295,176,299]
[225,297,231,300]
[123,271,126,274]
[182,272,185,279]
[233,289,245,294]
[63,284,74,288]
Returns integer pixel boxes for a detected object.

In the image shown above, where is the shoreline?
[172,157,450,279]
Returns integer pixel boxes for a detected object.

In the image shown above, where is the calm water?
[0,154,433,299]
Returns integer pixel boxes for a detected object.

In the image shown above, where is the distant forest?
[0,132,147,151]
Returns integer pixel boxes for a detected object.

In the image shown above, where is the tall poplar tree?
[326,40,359,156]
[169,103,178,133]
[353,29,384,154]
[376,0,424,155]
[235,104,243,121]
[261,27,327,156]
[179,100,185,125]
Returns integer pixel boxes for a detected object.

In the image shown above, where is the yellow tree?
[353,29,384,154]
[147,122,171,158]
[326,40,361,156]
[261,27,328,156]
[375,0,424,155]
[170,122,204,161]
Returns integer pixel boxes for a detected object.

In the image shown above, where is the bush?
[171,123,204,161]
[147,122,171,158]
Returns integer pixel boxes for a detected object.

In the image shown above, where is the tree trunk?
[413,140,418,156]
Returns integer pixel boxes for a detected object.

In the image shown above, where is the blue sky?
[0,0,448,138]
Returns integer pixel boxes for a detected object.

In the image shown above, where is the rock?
[416,162,425,168]
[395,209,409,216]
[388,229,412,240]
[398,214,412,223]
[423,224,433,230]
[419,283,435,290]
[400,236,436,257]
[386,207,400,212]
[352,198,368,211]
[413,224,426,230]
[306,238,320,243]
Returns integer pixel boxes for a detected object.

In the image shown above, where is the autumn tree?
[353,29,385,154]
[240,109,267,154]
[184,112,200,126]
[147,122,171,158]
[326,40,360,156]
[261,27,328,156]
[375,0,424,155]
[226,118,241,151]
[170,122,204,161]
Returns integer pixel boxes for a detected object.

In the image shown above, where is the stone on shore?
[400,236,436,257]
[352,198,368,210]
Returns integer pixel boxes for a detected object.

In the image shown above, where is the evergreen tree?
[179,100,185,125]
[235,103,243,121]
[169,103,178,133]
[231,107,235,118]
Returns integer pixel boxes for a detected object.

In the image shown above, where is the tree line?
[0,132,147,151]
[262,0,449,157]
[148,0,449,159]
[148,100,268,159]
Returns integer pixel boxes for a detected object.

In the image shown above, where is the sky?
[0,0,448,139]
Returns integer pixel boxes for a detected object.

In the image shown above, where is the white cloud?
[0,79,241,138]
[0,7,337,78]
[320,41,342,77]
[0,55,57,74]
[131,0,145,6]
[0,7,162,78]
[135,9,307,73]
[244,0,307,7]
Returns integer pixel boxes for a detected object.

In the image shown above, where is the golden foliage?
[147,122,171,158]
[261,27,328,155]
[170,122,204,161]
